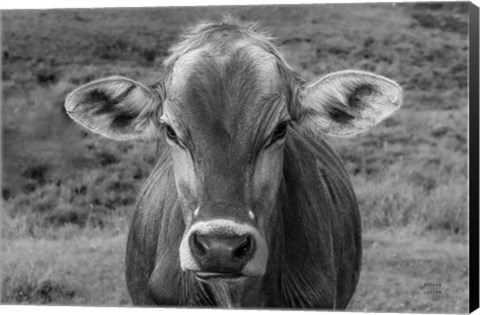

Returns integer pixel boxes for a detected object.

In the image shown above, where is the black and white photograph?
[0,1,476,313]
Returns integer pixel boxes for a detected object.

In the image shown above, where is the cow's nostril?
[191,233,207,257]
[234,235,254,260]
[189,232,256,274]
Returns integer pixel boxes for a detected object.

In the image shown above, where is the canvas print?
[1,2,471,313]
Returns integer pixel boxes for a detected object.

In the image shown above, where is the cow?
[64,19,402,309]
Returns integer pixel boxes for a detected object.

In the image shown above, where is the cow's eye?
[271,121,288,143]
[165,125,178,142]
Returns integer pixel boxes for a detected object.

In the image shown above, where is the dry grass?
[2,229,130,305]
[348,229,468,313]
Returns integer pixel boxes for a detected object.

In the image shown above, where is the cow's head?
[65,21,402,282]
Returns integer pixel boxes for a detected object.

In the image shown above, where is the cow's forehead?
[168,41,280,100]
[163,39,287,145]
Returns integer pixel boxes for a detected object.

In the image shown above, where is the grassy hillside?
[1,3,469,312]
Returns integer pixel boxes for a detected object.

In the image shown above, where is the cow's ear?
[296,70,402,136]
[65,76,163,141]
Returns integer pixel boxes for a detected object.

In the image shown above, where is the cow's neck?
[185,273,263,307]
[209,281,242,308]
[206,278,261,308]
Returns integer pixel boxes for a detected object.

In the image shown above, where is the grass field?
[1,3,470,312]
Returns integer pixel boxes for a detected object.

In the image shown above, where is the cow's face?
[163,45,288,279]
[65,23,402,282]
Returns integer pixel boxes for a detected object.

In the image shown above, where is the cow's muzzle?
[179,219,268,279]
[190,232,256,275]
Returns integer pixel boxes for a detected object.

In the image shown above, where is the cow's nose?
[189,232,256,274]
